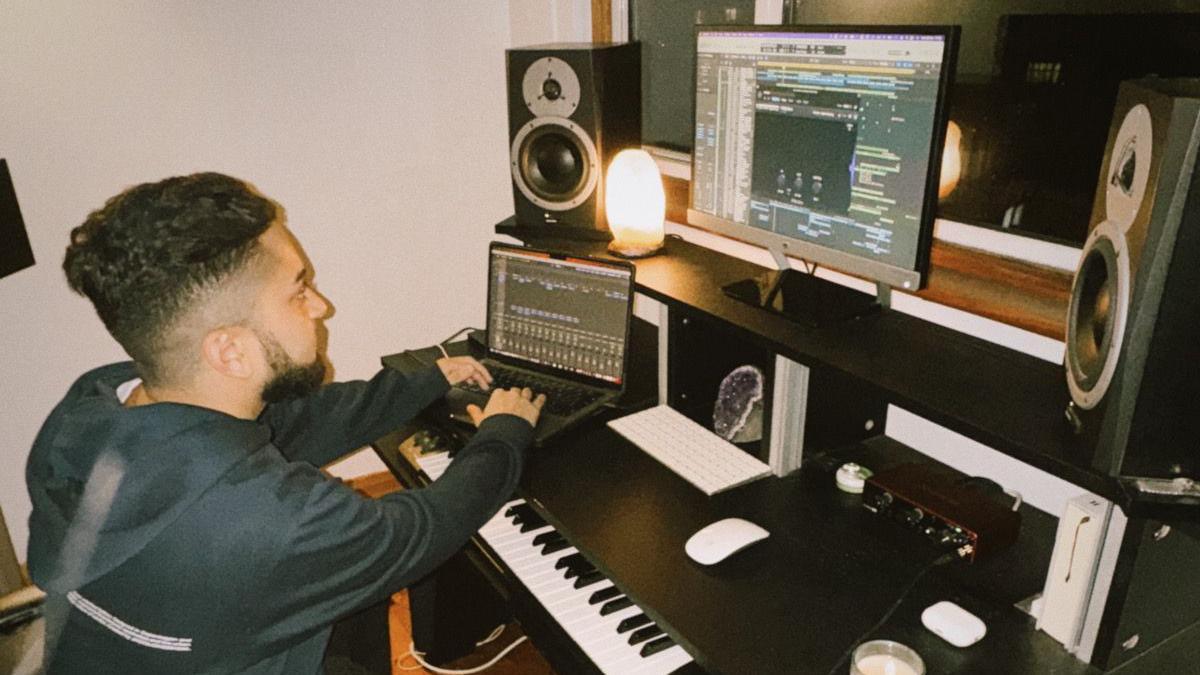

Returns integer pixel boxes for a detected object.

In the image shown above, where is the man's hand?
[467,387,547,428]
[436,356,493,390]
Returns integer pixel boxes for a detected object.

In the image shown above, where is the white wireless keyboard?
[607,405,772,496]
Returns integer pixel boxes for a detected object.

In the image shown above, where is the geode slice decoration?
[713,365,764,443]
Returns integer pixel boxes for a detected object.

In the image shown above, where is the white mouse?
[685,517,770,565]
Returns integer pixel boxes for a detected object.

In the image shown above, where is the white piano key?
[519,564,588,601]
[570,604,641,644]
[639,645,695,674]
[416,452,452,479]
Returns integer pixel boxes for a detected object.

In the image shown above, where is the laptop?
[443,242,636,445]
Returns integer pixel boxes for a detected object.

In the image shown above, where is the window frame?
[599,0,1079,341]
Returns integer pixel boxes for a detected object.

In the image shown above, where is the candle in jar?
[854,654,920,675]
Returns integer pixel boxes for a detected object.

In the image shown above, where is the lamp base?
[607,239,664,259]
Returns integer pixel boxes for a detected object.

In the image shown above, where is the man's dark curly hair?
[64,172,278,385]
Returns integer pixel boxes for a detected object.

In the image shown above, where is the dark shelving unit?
[501,226,1119,502]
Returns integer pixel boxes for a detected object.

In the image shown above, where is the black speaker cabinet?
[506,43,640,240]
[1,159,36,280]
[1064,78,1200,480]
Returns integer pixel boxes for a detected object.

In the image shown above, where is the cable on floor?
[397,624,527,674]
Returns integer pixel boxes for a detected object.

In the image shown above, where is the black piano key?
[573,570,605,589]
[640,635,676,658]
[505,504,547,532]
[588,586,623,605]
[600,596,634,616]
[563,561,596,579]
[518,515,548,533]
[531,530,561,547]
[541,538,572,555]
[617,613,652,634]
[629,624,665,646]
[556,552,587,571]
[504,503,535,520]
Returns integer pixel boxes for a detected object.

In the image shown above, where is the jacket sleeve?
[258,366,450,467]
[250,414,532,646]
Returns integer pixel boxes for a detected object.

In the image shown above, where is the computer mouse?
[684,517,769,565]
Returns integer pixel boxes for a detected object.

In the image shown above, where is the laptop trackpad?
[443,387,485,426]
[444,386,566,427]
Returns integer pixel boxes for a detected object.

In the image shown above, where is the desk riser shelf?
[507,232,1120,503]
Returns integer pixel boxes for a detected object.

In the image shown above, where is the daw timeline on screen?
[693,31,944,274]
[491,314,624,382]
[487,251,630,382]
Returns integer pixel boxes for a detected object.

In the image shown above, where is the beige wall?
[0,0,591,562]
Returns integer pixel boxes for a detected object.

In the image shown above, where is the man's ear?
[200,326,257,380]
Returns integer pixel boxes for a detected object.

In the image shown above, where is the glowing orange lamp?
[939,120,963,200]
[605,149,666,258]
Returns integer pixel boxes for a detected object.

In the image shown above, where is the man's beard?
[257,330,327,404]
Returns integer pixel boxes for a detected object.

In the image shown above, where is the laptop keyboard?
[458,363,605,417]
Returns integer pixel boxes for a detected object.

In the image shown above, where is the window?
[629,1,1200,246]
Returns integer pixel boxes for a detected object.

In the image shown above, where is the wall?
[0,0,593,563]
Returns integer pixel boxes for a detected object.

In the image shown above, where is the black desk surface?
[377,329,1099,675]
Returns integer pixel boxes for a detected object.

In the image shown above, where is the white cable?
[1004,488,1023,512]
[397,625,505,672]
[437,326,478,361]
[475,624,506,646]
[399,637,527,674]
[396,625,527,674]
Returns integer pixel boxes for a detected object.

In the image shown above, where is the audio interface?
[862,463,1020,562]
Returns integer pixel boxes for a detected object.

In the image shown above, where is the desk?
[373,323,1097,674]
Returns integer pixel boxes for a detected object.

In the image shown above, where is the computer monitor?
[687,25,958,325]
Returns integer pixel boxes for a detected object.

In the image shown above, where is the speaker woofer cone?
[1066,221,1131,409]
[1072,244,1116,380]
[522,128,587,200]
[510,116,599,211]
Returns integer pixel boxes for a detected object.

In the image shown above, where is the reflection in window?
[630,2,1200,244]
[633,1,756,151]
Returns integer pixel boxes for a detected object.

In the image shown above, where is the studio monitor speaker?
[506,43,640,240]
[1065,78,1200,480]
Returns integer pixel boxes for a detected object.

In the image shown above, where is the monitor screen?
[687,25,957,291]
[487,245,634,384]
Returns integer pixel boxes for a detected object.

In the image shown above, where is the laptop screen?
[487,245,634,385]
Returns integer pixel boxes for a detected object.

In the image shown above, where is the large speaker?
[506,43,640,240]
[1064,78,1200,479]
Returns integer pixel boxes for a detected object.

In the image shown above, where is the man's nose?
[307,290,330,319]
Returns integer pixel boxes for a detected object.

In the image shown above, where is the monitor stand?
[721,247,890,327]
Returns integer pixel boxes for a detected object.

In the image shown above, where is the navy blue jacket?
[25,361,531,673]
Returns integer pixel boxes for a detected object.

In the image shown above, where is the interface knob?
[900,507,924,527]
[867,491,894,512]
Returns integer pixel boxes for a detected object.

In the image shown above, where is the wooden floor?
[346,472,556,675]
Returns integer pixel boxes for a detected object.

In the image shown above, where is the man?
[25,172,544,673]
